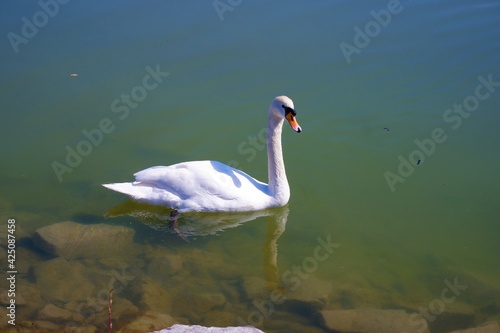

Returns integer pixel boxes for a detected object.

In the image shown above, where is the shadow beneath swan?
[104,200,289,291]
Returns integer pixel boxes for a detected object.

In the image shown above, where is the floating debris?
[69,73,79,77]
[383,127,390,131]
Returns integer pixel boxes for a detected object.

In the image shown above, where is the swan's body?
[103,96,302,213]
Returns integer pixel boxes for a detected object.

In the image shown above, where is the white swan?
[102,96,302,213]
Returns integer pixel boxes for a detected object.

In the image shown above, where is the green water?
[1,0,500,332]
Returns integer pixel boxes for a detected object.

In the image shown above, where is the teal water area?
[1,1,499,332]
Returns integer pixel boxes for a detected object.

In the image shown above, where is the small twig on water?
[108,289,114,333]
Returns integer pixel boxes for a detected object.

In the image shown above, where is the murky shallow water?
[1,0,500,332]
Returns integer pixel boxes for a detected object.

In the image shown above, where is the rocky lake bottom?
[0,211,499,333]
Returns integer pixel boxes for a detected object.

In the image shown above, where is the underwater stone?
[265,318,325,333]
[130,276,173,314]
[16,280,44,318]
[105,296,139,326]
[118,311,177,333]
[241,276,268,301]
[64,325,98,333]
[283,276,332,309]
[33,221,136,259]
[449,321,500,333]
[200,310,237,327]
[16,246,45,274]
[0,248,5,262]
[34,257,95,303]
[320,309,430,333]
[148,254,183,279]
[172,290,227,319]
[38,303,77,322]
[29,320,61,331]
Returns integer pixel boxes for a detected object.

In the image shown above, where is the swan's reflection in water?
[262,206,288,292]
[105,201,289,291]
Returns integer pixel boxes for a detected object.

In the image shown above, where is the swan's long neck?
[267,113,290,205]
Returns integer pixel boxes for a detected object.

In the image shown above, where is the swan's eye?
[282,105,296,116]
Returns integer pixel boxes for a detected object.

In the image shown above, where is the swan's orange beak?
[286,112,302,133]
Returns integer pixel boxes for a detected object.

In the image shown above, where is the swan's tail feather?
[102,182,176,207]
[102,182,141,198]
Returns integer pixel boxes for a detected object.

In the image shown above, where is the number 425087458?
[7,219,16,269]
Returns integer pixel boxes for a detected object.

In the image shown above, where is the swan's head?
[270,96,302,133]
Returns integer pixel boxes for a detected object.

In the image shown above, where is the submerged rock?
[148,254,183,279]
[129,276,173,314]
[320,308,430,333]
[63,324,98,333]
[33,221,136,259]
[151,324,265,333]
[0,248,6,263]
[449,322,500,333]
[107,296,140,327]
[283,276,332,309]
[427,310,475,333]
[263,310,326,333]
[118,311,177,333]
[16,246,45,274]
[265,319,325,333]
[200,310,237,327]
[0,307,8,330]
[34,257,95,303]
[38,303,82,322]
[14,280,45,319]
[24,320,60,331]
[242,276,268,301]
[171,289,226,320]
[328,273,383,309]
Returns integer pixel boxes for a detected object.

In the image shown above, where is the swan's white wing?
[124,160,270,211]
[133,161,257,198]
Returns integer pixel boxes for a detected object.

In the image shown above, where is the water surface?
[1,0,499,332]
